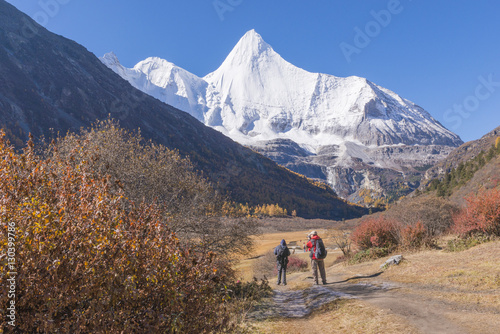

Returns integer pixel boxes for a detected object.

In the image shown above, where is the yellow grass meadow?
[236,228,500,334]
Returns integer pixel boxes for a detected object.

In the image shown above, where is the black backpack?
[314,238,327,259]
[276,246,287,264]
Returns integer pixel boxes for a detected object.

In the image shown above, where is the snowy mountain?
[101,53,209,121]
[101,29,463,202]
[0,2,365,219]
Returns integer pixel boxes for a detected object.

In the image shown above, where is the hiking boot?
[277,282,281,285]
[322,282,327,285]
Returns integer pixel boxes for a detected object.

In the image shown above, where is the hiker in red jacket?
[307,231,327,285]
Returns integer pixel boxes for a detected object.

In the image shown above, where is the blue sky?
[6,0,500,142]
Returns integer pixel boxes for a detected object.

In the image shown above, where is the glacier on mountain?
[101,29,462,201]
[101,30,461,150]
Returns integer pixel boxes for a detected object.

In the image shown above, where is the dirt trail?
[328,274,468,334]
[250,267,481,334]
[244,232,500,333]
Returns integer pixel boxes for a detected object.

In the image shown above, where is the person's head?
[308,230,318,237]
[280,239,286,246]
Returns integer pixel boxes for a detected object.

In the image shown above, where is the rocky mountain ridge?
[423,125,500,184]
[102,30,462,202]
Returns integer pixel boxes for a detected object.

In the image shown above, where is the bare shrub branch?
[49,120,259,258]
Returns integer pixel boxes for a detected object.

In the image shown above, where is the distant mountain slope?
[102,30,462,203]
[448,155,500,206]
[420,125,500,205]
[0,0,366,219]
[423,125,500,181]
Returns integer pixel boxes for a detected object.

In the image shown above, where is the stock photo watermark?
[5,221,18,327]
[22,0,72,38]
[340,0,411,63]
[213,0,243,21]
[443,74,500,130]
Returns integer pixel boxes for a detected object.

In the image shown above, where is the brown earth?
[241,230,500,334]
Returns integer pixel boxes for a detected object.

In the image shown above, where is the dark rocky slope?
[0,0,366,219]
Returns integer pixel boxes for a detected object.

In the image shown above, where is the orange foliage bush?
[52,120,259,258]
[353,216,433,251]
[399,221,427,248]
[0,133,234,333]
[453,187,500,237]
[351,216,398,250]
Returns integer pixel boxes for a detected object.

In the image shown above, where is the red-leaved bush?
[400,221,427,248]
[352,216,434,251]
[453,187,500,237]
[351,216,398,250]
[287,255,308,272]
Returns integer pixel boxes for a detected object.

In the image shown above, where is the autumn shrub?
[351,213,436,254]
[386,196,458,239]
[399,221,429,249]
[351,216,398,250]
[287,255,308,272]
[452,187,500,237]
[50,120,259,258]
[0,133,236,333]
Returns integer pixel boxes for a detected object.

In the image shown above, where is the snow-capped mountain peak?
[101,29,462,149]
[101,53,208,121]
[101,52,120,66]
[100,29,463,201]
[204,29,305,83]
[133,57,177,85]
[225,29,271,60]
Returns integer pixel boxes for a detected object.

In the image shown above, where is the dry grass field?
[236,226,500,333]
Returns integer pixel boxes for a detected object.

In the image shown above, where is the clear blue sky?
[6,0,500,142]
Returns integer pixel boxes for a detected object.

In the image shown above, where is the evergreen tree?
[436,184,446,197]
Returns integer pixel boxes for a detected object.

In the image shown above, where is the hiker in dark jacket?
[274,239,291,285]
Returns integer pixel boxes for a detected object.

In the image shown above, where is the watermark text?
[443,74,500,130]
[213,0,243,21]
[340,0,410,63]
[22,0,72,38]
[6,221,17,327]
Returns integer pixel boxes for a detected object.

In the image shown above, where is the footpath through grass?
[237,226,500,334]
